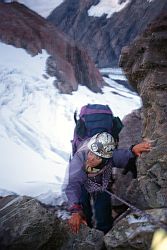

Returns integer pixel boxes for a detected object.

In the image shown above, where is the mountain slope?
[48,0,167,67]
[0,2,104,93]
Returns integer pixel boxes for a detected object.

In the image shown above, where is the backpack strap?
[74,110,78,124]
[112,116,124,145]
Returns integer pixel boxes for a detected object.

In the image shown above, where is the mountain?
[0,2,104,94]
[47,0,167,67]
[0,9,166,249]
[1,2,166,248]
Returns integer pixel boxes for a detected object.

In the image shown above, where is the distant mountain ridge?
[0,2,104,93]
[48,0,167,67]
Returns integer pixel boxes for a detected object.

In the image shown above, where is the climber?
[65,132,151,234]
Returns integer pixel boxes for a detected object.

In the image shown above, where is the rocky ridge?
[48,0,167,68]
[119,11,167,209]
[104,10,167,249]
[0,2,104,93]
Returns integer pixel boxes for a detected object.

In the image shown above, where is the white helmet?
[87,132,115,158]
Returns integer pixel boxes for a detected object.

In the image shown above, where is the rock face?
[119,109,142,148]
[47,0,167,67]
[1,195,166,250]
[102,10,167,250]
[0,195,104,250]
[104,208,167,250]
[119,12,167,208]
[0,2,104,93]
[0,195,63,249]
[110,109,143,208]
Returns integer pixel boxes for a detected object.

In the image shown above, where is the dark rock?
[0,2,104,94]
[104,208,167,250]
[48,0,167,67]
[103,10,167,249]
[109,109,146,209]
[119,109,142,148]
[120,12,167,208]
[0,195,63,249]
[0,195,104,250]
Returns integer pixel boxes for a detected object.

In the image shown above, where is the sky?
[4,0,155,18]
[0,42,141,206]
[18,0,64,18]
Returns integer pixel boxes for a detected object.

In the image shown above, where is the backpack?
[71,104,123,156]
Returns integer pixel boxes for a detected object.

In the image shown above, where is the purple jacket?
[65,146,135,210]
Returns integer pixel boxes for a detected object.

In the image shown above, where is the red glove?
[68,212,87,234]
[132,141,151,157]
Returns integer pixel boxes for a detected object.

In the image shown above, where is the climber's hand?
[68,212,87,234]
[132,141,151,157]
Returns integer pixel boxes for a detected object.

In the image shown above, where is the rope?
[105,189,167,231]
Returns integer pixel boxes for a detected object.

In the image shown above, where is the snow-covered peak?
[88,0,131,18]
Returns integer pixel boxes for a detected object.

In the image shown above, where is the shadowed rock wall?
[119,12,167,208]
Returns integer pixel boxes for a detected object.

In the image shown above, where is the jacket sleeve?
[112,148,136,169]
[65,150,87,210]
